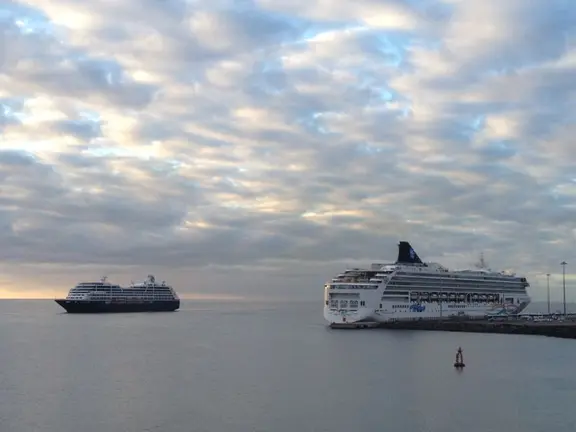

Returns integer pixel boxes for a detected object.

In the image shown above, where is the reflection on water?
[1,299,576,432]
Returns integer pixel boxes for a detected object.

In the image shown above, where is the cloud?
[0,0,575,300]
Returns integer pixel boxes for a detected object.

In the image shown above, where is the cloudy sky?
[0,0,575,300]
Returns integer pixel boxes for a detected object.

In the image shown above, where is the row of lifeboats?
[408,292,500,302]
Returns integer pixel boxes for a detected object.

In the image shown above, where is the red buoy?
[454,347,465,368]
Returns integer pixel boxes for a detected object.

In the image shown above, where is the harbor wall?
[377,319,576,339]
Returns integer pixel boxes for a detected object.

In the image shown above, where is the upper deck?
[65,275,179,301]
[325,241,529,291]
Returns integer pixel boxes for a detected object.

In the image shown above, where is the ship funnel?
[396,241,424,265]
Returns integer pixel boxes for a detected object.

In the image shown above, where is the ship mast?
[474,252,488,270]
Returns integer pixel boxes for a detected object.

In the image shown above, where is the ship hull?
[324,299,531,325]
[55,299,180,313]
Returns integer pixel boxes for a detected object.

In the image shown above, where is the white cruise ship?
[323,241,531,325]
[55,275,180,313]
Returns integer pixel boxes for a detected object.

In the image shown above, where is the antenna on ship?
[474,252,490,271]
[474,252,484,268]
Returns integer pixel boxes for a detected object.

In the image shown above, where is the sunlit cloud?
[1,0,575,300]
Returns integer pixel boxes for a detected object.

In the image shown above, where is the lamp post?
[561,261,567,316]
[546,273,551,315]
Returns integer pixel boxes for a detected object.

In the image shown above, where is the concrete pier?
[329,321,379,329]
[330,318,576,339]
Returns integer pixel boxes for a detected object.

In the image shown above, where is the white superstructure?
[65,275,179,302]
[323,241,531,325]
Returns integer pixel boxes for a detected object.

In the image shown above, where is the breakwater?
[331,319,576,339]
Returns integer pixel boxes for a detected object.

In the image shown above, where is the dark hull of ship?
[55,299,180,313]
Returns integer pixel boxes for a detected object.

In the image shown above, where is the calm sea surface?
[1,299,576,432]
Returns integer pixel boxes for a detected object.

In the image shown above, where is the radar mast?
[474,252,489,270]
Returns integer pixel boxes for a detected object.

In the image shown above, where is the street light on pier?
[546,273,551,315]
[561,261,567,316]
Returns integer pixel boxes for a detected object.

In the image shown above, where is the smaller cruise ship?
[55,275,180,313]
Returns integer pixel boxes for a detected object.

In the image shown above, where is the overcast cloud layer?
[1,0,575,299]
